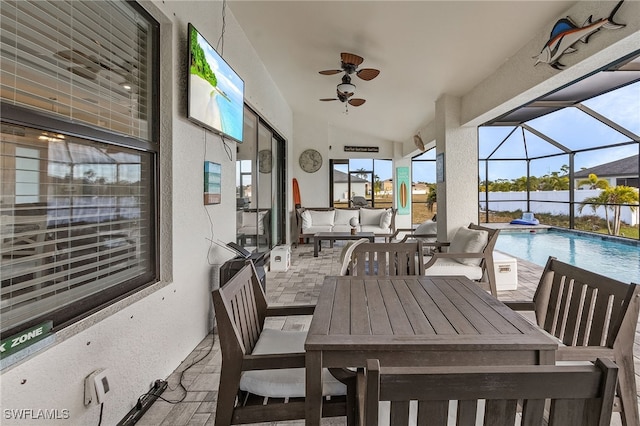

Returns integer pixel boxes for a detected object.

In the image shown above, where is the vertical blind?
[0,0,157,336]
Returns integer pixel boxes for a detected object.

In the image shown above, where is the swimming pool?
[494,228,640,284]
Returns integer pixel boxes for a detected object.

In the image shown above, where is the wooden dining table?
[304,275,559,425]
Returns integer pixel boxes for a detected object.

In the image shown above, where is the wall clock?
[299,149,322,173]
[258,149,272,173]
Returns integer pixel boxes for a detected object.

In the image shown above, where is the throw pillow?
[301,210,312,229]
[379,209,393,229]
[448,226,489,266]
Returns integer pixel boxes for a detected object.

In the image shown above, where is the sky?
[413,80,639,183]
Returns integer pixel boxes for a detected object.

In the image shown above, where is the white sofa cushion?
[309,210,335,226]
[332,224,357,233]
[240,328,347,398]
[359,208,384,226]
[240,211,266,234]
[360,225,390,234]
[334,209,359,226]
[415,220,437,238]
[304,225,333,234]
[448,226,488,266]
[423,258,484,280]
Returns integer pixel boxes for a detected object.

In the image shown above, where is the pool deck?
[138,241,638,426]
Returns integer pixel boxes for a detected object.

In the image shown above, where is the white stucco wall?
[292,112,395,207]
[0,1,292,425]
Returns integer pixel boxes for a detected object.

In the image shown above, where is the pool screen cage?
[478,52,640,241]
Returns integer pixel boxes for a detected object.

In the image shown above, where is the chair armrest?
[243,352,306,370]
[389,228,415,240]
[424,252,484,268]
[400,233,437,243]
[422,241,450,248]
[556,346,614,362]
[503,301,535,311]
[266,304,315,316]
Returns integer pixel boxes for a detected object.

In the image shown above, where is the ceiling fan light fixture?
[337,82,356,94]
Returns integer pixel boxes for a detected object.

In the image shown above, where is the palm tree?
[372,174,382,198]
[578,174,639,235]
[426,184,437,212]
[354,168,368,179]
[577,173,609,189]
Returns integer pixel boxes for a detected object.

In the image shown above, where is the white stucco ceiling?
[228,1,577,143]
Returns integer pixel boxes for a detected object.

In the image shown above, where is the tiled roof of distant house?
[574,155,638,178]
[333,169,369,183]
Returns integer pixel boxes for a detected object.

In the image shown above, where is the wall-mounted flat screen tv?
[188,23,244,143]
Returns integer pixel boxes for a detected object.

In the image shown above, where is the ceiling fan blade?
[348,98,366,107]
[356,68,380,81]
[319,98,338,101]
[319,69,342,75]
[341,52,364,67]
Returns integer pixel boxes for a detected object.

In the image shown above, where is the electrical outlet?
[84,369,110,406]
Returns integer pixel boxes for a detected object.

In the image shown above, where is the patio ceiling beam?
[575,104,640,143]
[521,124,571,154]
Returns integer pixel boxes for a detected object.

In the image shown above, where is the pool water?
[494,229,640,284]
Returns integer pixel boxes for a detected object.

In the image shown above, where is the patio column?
[435,94,478,240]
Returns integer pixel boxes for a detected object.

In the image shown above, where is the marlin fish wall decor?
[534,0,625,69]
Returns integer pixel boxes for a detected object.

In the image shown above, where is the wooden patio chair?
[347,241,425,276]
[357,357,618,426]
[339,238,371,276]
[505,256,640,426]
[211,261,355,425]
[422,223,500,296]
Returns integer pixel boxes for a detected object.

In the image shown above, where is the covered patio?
[136,243,639,426]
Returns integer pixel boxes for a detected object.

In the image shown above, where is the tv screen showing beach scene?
[188,23,244,143]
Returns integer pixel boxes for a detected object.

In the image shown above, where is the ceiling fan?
[319,52,380,81]
[319,52,379,109]
[319,89,366,107]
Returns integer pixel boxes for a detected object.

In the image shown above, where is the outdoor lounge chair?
[504,257,640,426]
[351,196,370,207]
[422,223,500,296]
[212,261,356,425]
[357,358,618,426]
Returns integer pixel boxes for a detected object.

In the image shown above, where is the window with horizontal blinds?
[0,0,158,338]
[1,125,155,335]
[0,0,152,141]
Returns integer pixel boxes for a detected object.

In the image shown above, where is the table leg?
[539,349,556,365]
[306,350,322,426]
[314,238,320,257]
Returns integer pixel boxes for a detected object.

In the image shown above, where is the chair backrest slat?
[350,241,424,276]
[360,358,618,426]
[212,262,266,357]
